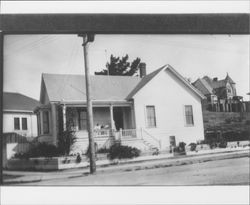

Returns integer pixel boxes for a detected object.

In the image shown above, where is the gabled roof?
[3,92,40,112]
[164,65,205,99]
[41,64,205,104]
[42,73,141,102]
[225,74,235,84]
[192,78,213,96]
[127,64,205,100]
[126,66,165,99]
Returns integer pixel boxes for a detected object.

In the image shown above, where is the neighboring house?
[3,92,40,137]
[35,64,205,153]
[193,74,246,112]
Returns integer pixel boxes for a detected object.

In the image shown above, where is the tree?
[95,54,141,76]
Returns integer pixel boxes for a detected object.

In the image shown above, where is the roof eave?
[165,65,206,100]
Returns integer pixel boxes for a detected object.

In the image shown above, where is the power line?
[57,38,80,98]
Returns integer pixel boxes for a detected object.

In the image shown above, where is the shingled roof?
[126,66,165,99]
[42,73,141,102]
[41,65,205,103]
[192,78,213,95]
[3,92,40,112]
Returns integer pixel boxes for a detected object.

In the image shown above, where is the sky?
[3,34,250,101]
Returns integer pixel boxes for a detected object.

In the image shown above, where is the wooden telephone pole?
[79,33,96,174]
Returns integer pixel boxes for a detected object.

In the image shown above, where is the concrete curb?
[3,149,249,184]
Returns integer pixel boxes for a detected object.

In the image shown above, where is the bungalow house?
[35,64,205,154]
[3,92,40,137]
[2,92,40,166]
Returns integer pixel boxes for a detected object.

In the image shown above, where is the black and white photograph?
[0,1,249,205]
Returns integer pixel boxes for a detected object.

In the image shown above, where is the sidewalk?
[2,147,249,185]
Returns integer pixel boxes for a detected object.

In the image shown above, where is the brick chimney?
[139,62,146,78]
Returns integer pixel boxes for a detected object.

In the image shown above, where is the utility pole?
[78,33,96,174]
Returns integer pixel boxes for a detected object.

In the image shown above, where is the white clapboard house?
[35,64,205,153]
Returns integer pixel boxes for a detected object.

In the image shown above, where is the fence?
[3,132,35,159]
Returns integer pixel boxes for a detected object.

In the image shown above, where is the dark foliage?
[57,129,77,155]
[218,140,227,148]
[97,147,110,154]
[14,142,60,159]
[223,130,250,142]
[95,54,141,76]
[107,144,141,160]
[189,143,197,151]
[76,153,82,163]
[173,142,186,154]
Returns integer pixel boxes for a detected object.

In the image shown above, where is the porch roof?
[58,100,132,107]
[42,73,141,102]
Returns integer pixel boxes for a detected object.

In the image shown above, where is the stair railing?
[140,128,161,149]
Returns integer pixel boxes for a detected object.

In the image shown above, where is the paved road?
[24,156,249,186]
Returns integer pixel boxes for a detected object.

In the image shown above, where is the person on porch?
[94,123,101,131]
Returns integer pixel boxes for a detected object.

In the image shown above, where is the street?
[21,156,249,186]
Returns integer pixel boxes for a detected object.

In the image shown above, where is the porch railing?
[94,129,111,138]
[93,129,137,139]
[121,129,137,138]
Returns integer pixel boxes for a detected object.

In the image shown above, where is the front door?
[113,107,124,130]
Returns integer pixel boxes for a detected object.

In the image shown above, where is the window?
[22,118,28,130]
[78,109,87,130]
[185,105,194,125]
[146,106,156,128]
[43,111,50,134]
[37,113,41,135]
[14,117,20,130]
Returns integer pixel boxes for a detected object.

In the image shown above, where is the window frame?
[21,117,28,130]
[78,109,87,130]
[145,105,157,128]
[14,117,20,130]
[42,110,50,134]
[184,105,194,126]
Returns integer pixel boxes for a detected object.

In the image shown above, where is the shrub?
[173,142,186,154]
[178,142,186,152]
[225,118,232,124]
[13,152,30,160]
[76,153,82,163]
[57,129,77,155]
[218,140,227,148]
[189,143,197,151]
[107,144,141,160]
[245,120,250,125]
[14,142,60,159]
[31,142,60,157]
[97,147,110,154]
[223,130,250,142]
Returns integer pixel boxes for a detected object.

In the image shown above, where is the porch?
[36,101,162,153]
[36,101,137,143]
[62,102,136,136]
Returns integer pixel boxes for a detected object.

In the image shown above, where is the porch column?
[51,103,58,145]
[2,137,7,168]
[131,106,136,129]
[62,104,67,131]
[110,104,114,130]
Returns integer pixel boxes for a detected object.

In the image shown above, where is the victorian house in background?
[193,74,249,112]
